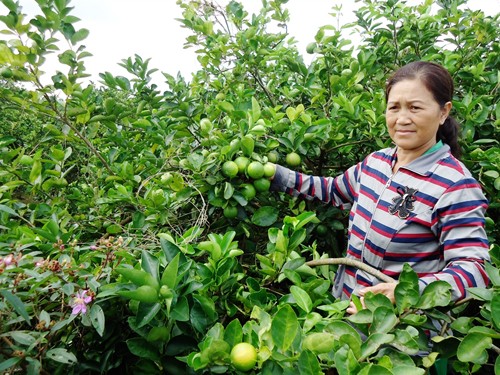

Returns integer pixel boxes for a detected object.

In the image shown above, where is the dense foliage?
[0,0,499,374]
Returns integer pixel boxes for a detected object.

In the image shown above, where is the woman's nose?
[396,109,412,125]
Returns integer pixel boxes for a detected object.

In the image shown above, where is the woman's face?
[386,78,451,155]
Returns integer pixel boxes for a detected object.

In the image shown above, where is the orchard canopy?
[0,0,499,374]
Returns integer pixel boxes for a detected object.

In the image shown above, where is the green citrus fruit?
[246,161,264,179]
[267,151,278,163]
[306,42,317,54]
[316,224,328,236]
[285,152,301,167]
[240,183,256,201]
[1,68,13,79]
[159,285,173,299]
[147,326,170,342]
[263,162,276,178]
[253,178,271,192]
[230,342,257,372]
[222,161,239,178]
[199,118,212,133]
[234,156,250,174]
[223,205,238,219]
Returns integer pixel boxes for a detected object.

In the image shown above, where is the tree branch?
[306,257,396,283]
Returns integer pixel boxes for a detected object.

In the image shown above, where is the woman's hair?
[385,61,461,159]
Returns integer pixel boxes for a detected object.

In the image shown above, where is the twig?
[305,257,396,284]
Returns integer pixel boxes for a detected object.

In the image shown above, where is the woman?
[271,61,490,313]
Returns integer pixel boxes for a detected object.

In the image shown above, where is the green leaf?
[251,97,261,122]
[46,348,78,365]
[0,357,21,373]
[191,295,217,333]
[297,350,322,375]
[0,204,19,217]
[170,295,190,322]
[271,304,299,352]
[29,159,42,185]
[224,319,243,348]
[240,135,254,156]
[0,290,31,325]
[290,285,312,313]
[106,223,122,234]
[136,302,161,328]
[370,306,398,334]
[395,264,420,313]
[70,28,89,44]
[467,287,493,301]
[457,332,492,364]
[251,206,278,227]
[141,250,160,282]
[223,181,234,199]
[90,304,105,337]
[217,101,234,113]
[334,345,360,375]
[416,281,452,309]
[360,333,394,361]
[293,211,317,230]
[126,337,160,360]
[358,364,394,375]
[288,228,306,250]
[161,253,180,289]
[160,238,181,262]
[492,293,500,330]
[392,365,426,375]
[485,261,500,287]
[9,331,36,346]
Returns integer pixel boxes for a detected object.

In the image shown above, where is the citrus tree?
[0,0,499,374]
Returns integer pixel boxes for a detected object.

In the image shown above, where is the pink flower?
[3,254,14,266]
[71,290,93,315]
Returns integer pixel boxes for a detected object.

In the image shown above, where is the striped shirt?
[272,144,490,301]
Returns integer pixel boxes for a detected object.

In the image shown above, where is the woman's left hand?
[346,282,398,314]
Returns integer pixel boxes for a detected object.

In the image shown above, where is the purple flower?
[71,290,93,315]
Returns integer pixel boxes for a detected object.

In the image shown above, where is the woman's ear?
[440,101,452,125]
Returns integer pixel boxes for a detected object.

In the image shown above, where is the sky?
[3,0,500,88]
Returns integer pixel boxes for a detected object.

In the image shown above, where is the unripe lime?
[263,162,276,178]
[216,92,226,101]
[306,42,316,54]
[230,343,257,372]
[234,156,250,174]
[223,205,238,219]
[240,183,256,201]
[285,152,301,167]
[267,151,278,163]
[159,285,173,298]
[246,161,264,179]
[200,118,212,133]
[302,332,336,354]
[222,161,239,178]
[147,326,170,342]
[1,67,13,79]
[316,224,328,236]
[341,68,352,76]
[253,178,271,192]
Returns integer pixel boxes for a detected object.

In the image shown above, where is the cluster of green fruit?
[221,156,276,218]
[219,150,303,218]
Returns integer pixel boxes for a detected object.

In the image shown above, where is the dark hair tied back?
[385,61,461,159]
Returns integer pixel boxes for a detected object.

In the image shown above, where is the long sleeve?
[271,163,361,210]
[418,177,490,300]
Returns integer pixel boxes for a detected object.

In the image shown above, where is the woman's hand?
[346,282,398,314]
